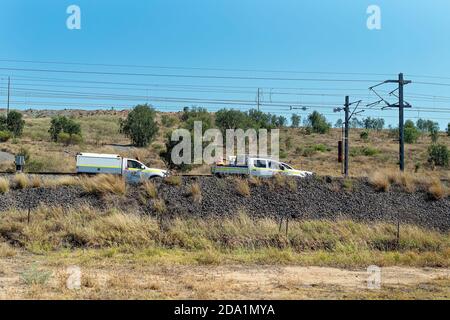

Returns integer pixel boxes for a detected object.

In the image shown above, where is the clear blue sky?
[0,0,449,128]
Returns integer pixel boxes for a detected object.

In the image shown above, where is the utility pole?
[368,73,411,172]
[398,73,406,171]
[257,88,260,111]
[334,96,363,177]
[344,96,350,177]
[7,76,10,116]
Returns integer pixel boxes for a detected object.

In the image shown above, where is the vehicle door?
[124,159,144,183]
[268,160,285,176]
[250,159,270,177]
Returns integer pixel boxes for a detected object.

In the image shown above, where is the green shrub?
[350,146,380,157]
[49,116,81,142]
[428,144,449,167]
[0,111,25,137]
[120,104,158,147]
[430,127,439,143]
[360,130,369,141]
[305,111,331,134]
[297,144,329,157]
[279,149,288,159]
[0,130,11,142]
[57,132,83,145]
[404,120,420,144]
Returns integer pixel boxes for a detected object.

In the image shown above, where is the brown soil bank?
[0,176,449,231]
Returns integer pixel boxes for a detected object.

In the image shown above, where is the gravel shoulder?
[0,176,449,230]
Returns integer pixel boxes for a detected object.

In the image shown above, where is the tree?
[291,114,301,128]
[417,119,439,133]
[49,116,81,142]
[404,120,420,144]
[215,109,247,132]
[334,119,343,128]
[447,123,450,136]
[120,104,158,147]
[181,106,213,132]
[349,117,363,129]
[305,111,331,134]
[0,111,25,137]
[247,109,273,130]
[273,115,287,128]
[430,126,439,143]
[363,117,384,131]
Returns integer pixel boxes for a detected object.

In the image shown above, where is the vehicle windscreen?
[282,163,294,170]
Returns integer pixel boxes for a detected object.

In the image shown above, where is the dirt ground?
[1,253,449,300]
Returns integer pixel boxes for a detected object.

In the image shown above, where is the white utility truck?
[211,155,313,178]
[76,153,168,183]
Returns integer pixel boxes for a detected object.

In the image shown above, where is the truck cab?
[123,158,169,183]
[248,157,313,178]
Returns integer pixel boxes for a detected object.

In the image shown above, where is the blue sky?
[0,0,449,128]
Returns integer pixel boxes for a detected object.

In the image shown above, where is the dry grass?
[0,177,10,194]
[189,183,202,203]
[369,171,390,192]
[0,242,16,257]
[164,175,182,186]
[286,178,298,192]
[30,176,43,188]
[369,169,448,197]
[142,180,158,199]
[81,174,126,195]
[248,176,262,186]
[428,179,447,200]
[12,174,29,190]
[49,176,81,187]
[153,198,167,214]
[235,178,250,197]
[273,174,287,189]
[0,206,449,268]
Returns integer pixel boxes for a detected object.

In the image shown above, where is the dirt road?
[1,255,449,299]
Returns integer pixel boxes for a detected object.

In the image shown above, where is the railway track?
[1,172,448,183]
[0,171,213,177]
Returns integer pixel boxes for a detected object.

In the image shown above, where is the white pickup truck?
[76,153,168,182]
[211,155,313,178]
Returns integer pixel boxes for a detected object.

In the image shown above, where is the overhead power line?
[0,67,382,83]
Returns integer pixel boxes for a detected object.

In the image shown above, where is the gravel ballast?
[0,176,449,231]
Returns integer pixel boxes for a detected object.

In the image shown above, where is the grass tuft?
[428,179,447,200]
[30,176,43,188]
[153,198,167,214]
[235,178,250,197]
[0,177,10,194]
[12,174,29,190]
[20,264,52,286]
[189,182,202,203]
[164,176,182,186]
[81,174,126,195]
[369,172,390,192]
[142,180,158,199]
